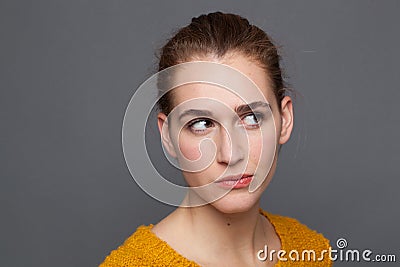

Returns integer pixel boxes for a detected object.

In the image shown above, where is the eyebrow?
[235,101,271,114]
[178,101,271,121]
[178,109,213,120]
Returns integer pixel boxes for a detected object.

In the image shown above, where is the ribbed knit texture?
[100,209,332,266]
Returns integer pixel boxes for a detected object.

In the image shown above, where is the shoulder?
[99,224,199,267]
[99,225,156,266]
[260,209,332,266]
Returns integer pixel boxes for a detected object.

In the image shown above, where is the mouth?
[215,174,253,189]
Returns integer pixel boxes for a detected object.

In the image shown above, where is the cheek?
[248,135,262,163]
[174,129,217,173]
[182,171,205,187]
[177,133,202,161]
[248,131,276,162]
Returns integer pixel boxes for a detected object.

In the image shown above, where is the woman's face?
[158,53,293,213]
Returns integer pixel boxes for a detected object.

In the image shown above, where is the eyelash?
[187,118,214,134]
[186,112,264,134]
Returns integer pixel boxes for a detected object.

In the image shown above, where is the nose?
[216,126,244,166]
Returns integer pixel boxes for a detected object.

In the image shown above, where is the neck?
[177,194,266,259]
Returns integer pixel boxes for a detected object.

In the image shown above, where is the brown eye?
[242,113,263,128]
[188,119,214,133]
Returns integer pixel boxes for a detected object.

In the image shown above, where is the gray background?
[1,1,399,266]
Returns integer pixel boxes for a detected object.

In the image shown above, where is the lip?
[215,174,253,189]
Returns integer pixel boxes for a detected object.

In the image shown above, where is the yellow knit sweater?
[100,209,332,266]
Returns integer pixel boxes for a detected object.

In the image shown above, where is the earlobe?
[279,96,294,145]
[157,113,177,158]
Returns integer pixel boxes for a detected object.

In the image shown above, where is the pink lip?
[215,174,253,189]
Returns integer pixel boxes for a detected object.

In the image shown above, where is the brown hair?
[157,11,289,115]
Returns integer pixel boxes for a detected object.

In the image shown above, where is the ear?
[279,96,294,145]
[157,112,177,158]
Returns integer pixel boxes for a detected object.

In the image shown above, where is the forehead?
[170,53,276,109]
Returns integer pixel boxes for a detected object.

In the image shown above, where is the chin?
[210,190,260,214]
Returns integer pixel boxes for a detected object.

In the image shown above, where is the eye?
[187,118,214,134]
[242,113,263,128]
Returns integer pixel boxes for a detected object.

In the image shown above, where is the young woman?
[100,12,332,266]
